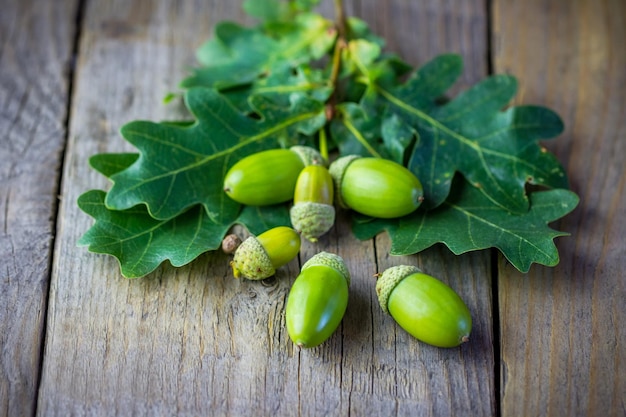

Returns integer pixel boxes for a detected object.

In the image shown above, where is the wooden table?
[1,0,624,415]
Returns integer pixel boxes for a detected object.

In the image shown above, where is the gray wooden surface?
[0,0,624,416]
[0,1,79,415]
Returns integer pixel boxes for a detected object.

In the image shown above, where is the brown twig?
[334,0,348,40]
[326,0,349,121]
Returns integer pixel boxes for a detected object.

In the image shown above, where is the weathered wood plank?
[343,1,496,416]
[37,1,251,415]
[0,1,79,416]
[493,0,626,416]
[39,0,495,416]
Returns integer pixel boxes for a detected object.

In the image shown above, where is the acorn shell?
[256,226,301,269]
[376,265,472,348]
[293,165,334,205]
[223,146,322,206]
[329,156,423,218]
[286,252,350,348]
[230,226,300,280]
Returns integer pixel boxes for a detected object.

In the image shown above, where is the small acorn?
[329,156,423,218]
[290,164,335,242]
[224,146,323,206]
[376,265,471,348]
[285,252,350,348]
[230,226,301,280]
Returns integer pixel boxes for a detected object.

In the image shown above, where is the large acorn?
[289,164,335,242]
[230,226,301,280]
[224,146,322,206]
[376,265,472,348]
[329,155,423,218]
[286,252,350,348]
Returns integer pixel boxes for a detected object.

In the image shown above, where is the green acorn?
[286,252,350,348]
[329,156,423,218]
[376,265,472,348]
[224,146,323,206]
[289,164,335,242]
[230,226,301,280]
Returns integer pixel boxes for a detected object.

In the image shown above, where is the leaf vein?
[112,110,319,199]
[447,201,554,258]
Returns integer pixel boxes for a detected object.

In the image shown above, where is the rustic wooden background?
[1,0,624,415]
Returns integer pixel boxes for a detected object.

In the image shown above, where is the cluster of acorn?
[221,146,472,349]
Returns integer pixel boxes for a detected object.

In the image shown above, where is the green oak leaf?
[374,54,568,213]
[90,153,293,238]
[352,176,579,273]
[236,204,293,234]
[329,39,414,161]
[78,190,228,278]
[79,153,291,278]
[89,153,138,178]
[104,87,325,221]
[243,0,320,22]
[90,153,298,238]
[345,17,386,49]
[180,13,335,90]
[243,0,295,22]
[341,38,411,86]
[380,110,416,165]
[329,89,417,164]
[330,102,388,159]
[341,39,382,78]
[78,190,290,278]
[221,63,332,117]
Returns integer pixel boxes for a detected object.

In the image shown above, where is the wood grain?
[493,0,626,415]
[0,1,79,416]
[2,0,621,415]
[38,0,496,416]
[37,2,253,415]
[359,0,497,415]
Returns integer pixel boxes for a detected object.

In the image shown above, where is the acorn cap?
[375,265,422,314]
[230,235,275,280]
[302,252,350,286]
[290,145,325,167]
[328,155,361,208]
[290,202,335,242]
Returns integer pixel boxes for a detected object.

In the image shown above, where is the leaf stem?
[334,0,348,40]
[325,0,349,123]
[329,35,345,93]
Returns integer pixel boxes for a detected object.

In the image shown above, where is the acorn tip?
[230,261,241,279]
